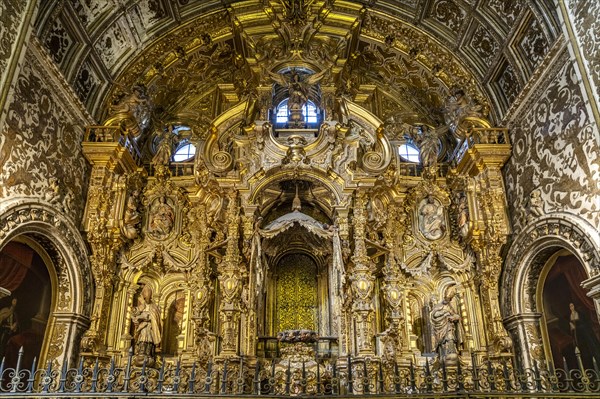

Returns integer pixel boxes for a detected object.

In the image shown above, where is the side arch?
[0,199,93,365]
[500,213,600,368]
[501,213,600,317]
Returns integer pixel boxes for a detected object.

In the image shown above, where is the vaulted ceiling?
[35,0,561,126]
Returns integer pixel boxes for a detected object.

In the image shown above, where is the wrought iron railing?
[1,348,599,397]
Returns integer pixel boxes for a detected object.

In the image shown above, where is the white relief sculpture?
[418,196,446,240]
[148,197,175,239]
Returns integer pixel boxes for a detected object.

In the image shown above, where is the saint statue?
[123,191,141,240]
[131,285,162,367]
[430,287,463,366]
[152,125,176,167]
[406,125,445,169]
[455,193,469,238]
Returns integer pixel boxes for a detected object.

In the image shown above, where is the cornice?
[28,37,96,126]
[500,34,568,126]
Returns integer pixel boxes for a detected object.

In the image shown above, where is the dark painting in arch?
[543,254,600,370]
[0,241,52,370]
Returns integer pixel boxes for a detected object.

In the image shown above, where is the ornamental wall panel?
[503,51,600,234]
[0,40,93,224]
[567,0,600,108]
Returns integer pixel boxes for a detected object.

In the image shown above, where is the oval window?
[398,143,420,163]
[172,143,196,162]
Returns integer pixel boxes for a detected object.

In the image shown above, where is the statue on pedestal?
[132,285,162,367]
[430,287,463,366]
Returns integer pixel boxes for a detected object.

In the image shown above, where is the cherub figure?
[527,189,544,221]
[44,178,61,204]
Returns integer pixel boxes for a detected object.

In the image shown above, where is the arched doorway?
[0,240,52,369]
[541,251,600,370]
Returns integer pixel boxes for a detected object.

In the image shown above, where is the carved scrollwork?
[362,150,386,172]
[211,150,234,173]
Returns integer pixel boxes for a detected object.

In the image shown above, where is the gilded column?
[217,190,244,357]
[333,207,350,356]
[190,202,216,363]
[456,128,513,356]
[241,205,259,358]
[80,128,138,356]
[380,257,405,362]
[349,193,376,356]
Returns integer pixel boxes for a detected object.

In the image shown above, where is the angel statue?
[268,68,327,127]
[152,125,176,166]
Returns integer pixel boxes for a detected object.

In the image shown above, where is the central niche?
[275,253,318,332]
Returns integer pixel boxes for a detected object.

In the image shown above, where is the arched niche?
[256,208,337,341]
[263,246,332,337]
[272,252,319,333]
[0,200,92,367]
[501,213,600,369]
[538,250,600,370]
[162,290,186,357]
[113,267,198,363]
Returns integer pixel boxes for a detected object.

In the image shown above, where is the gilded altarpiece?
[77,1,517,374]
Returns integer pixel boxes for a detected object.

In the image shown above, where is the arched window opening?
[275,99,319,125]
[0,241,52,370]
[542,252,600,370]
